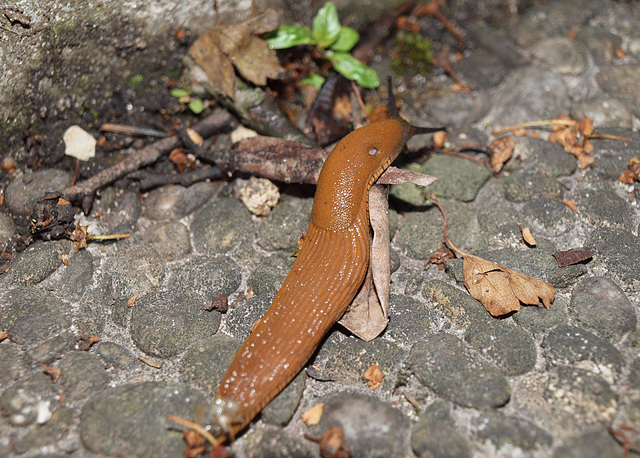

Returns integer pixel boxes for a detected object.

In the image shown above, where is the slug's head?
[311,77,444,231]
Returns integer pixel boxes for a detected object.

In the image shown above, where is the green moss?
[391,31,433,76]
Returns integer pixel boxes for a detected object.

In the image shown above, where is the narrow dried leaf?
[339,186,389,341]
[0,330,7,341]
[138,355,163,368]
[558,199,578,211]
[189,29,236,98]
[127,294,139,307]
[363,364,384,390]
[452,243,555,316]
[301,403,324,426]
[553,247,593,267]
[378,167,437,187]
[520,226,537,246]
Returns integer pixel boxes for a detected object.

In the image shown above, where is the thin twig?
[167,415,220,447]
[101,123,167,138]
[60,109,233,213]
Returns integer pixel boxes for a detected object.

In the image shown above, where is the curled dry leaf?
[339,185,389,341]
[182,429,206,458]
[138,355,163,369]
[433,130,449,148]
[619,157,640,184]
[558,199,578,211]
[0,330,8,341]
[489,136,515,173]
[363,364,384,390]
[302,403,324,426]
[447,239,555,317]
[188,10,283,98]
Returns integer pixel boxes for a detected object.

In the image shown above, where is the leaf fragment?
[448,239,554,317]
[489,136,515,173]
[363,364,384,390]
[619,157,640,184]
[553,247,593,267]
[520,226,537,246]
[301,403,324,426]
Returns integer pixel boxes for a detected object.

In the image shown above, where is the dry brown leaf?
[301,403,324,426]
[619,157,640,184]
[43,364,61,382]
[127,294,139,307]
[339,185,389,341]
[0,330,7,341]
[558,198,578,211]
[448,239,554,317]
[378,167,437,187]
[189,29,236,98]
[433,130,448,148]
[363,364,384,390]
[319,426,350,458]
[138,355,163,368]
[520,226,536,246]
[489,136,515,172]
[189,10,282,98]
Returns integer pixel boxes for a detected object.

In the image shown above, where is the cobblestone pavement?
[2,0,640,457]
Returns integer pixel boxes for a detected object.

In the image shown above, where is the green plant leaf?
[325,51,379,88]
[312,2,341,48]
[301,73,326,88]
[265,25,315,49]
[330,26,359,52]
[170,88,189,98]
[188,98,204,114]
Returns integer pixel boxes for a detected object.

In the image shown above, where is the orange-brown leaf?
[619,157,640,184]
[363,364,384,390]
[489,136,515,172]
[301,403,324,426]
[461,251,555,317]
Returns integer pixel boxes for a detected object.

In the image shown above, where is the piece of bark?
[553,247,593,267]
[213,136,328,184]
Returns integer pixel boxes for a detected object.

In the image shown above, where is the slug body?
[213,113,419,440]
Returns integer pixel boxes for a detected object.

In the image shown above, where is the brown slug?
[210,78,442,441]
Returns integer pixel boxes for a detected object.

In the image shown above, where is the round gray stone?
[0,372,59,426]
[471,410,553,451]
[58,352,110,405]
[131,289,221,358]
[570,276,636,341]
[1,286,72,346]
[311,392,412,458]
[411,400,471,458]
[4,169,72,215]
[143,182,218,220]
[169,254,241,301]
[141,221,191,261]
[80,381,206,458]
[191,197,254,253]
[408,332,511,408]
[464,319,538,376]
